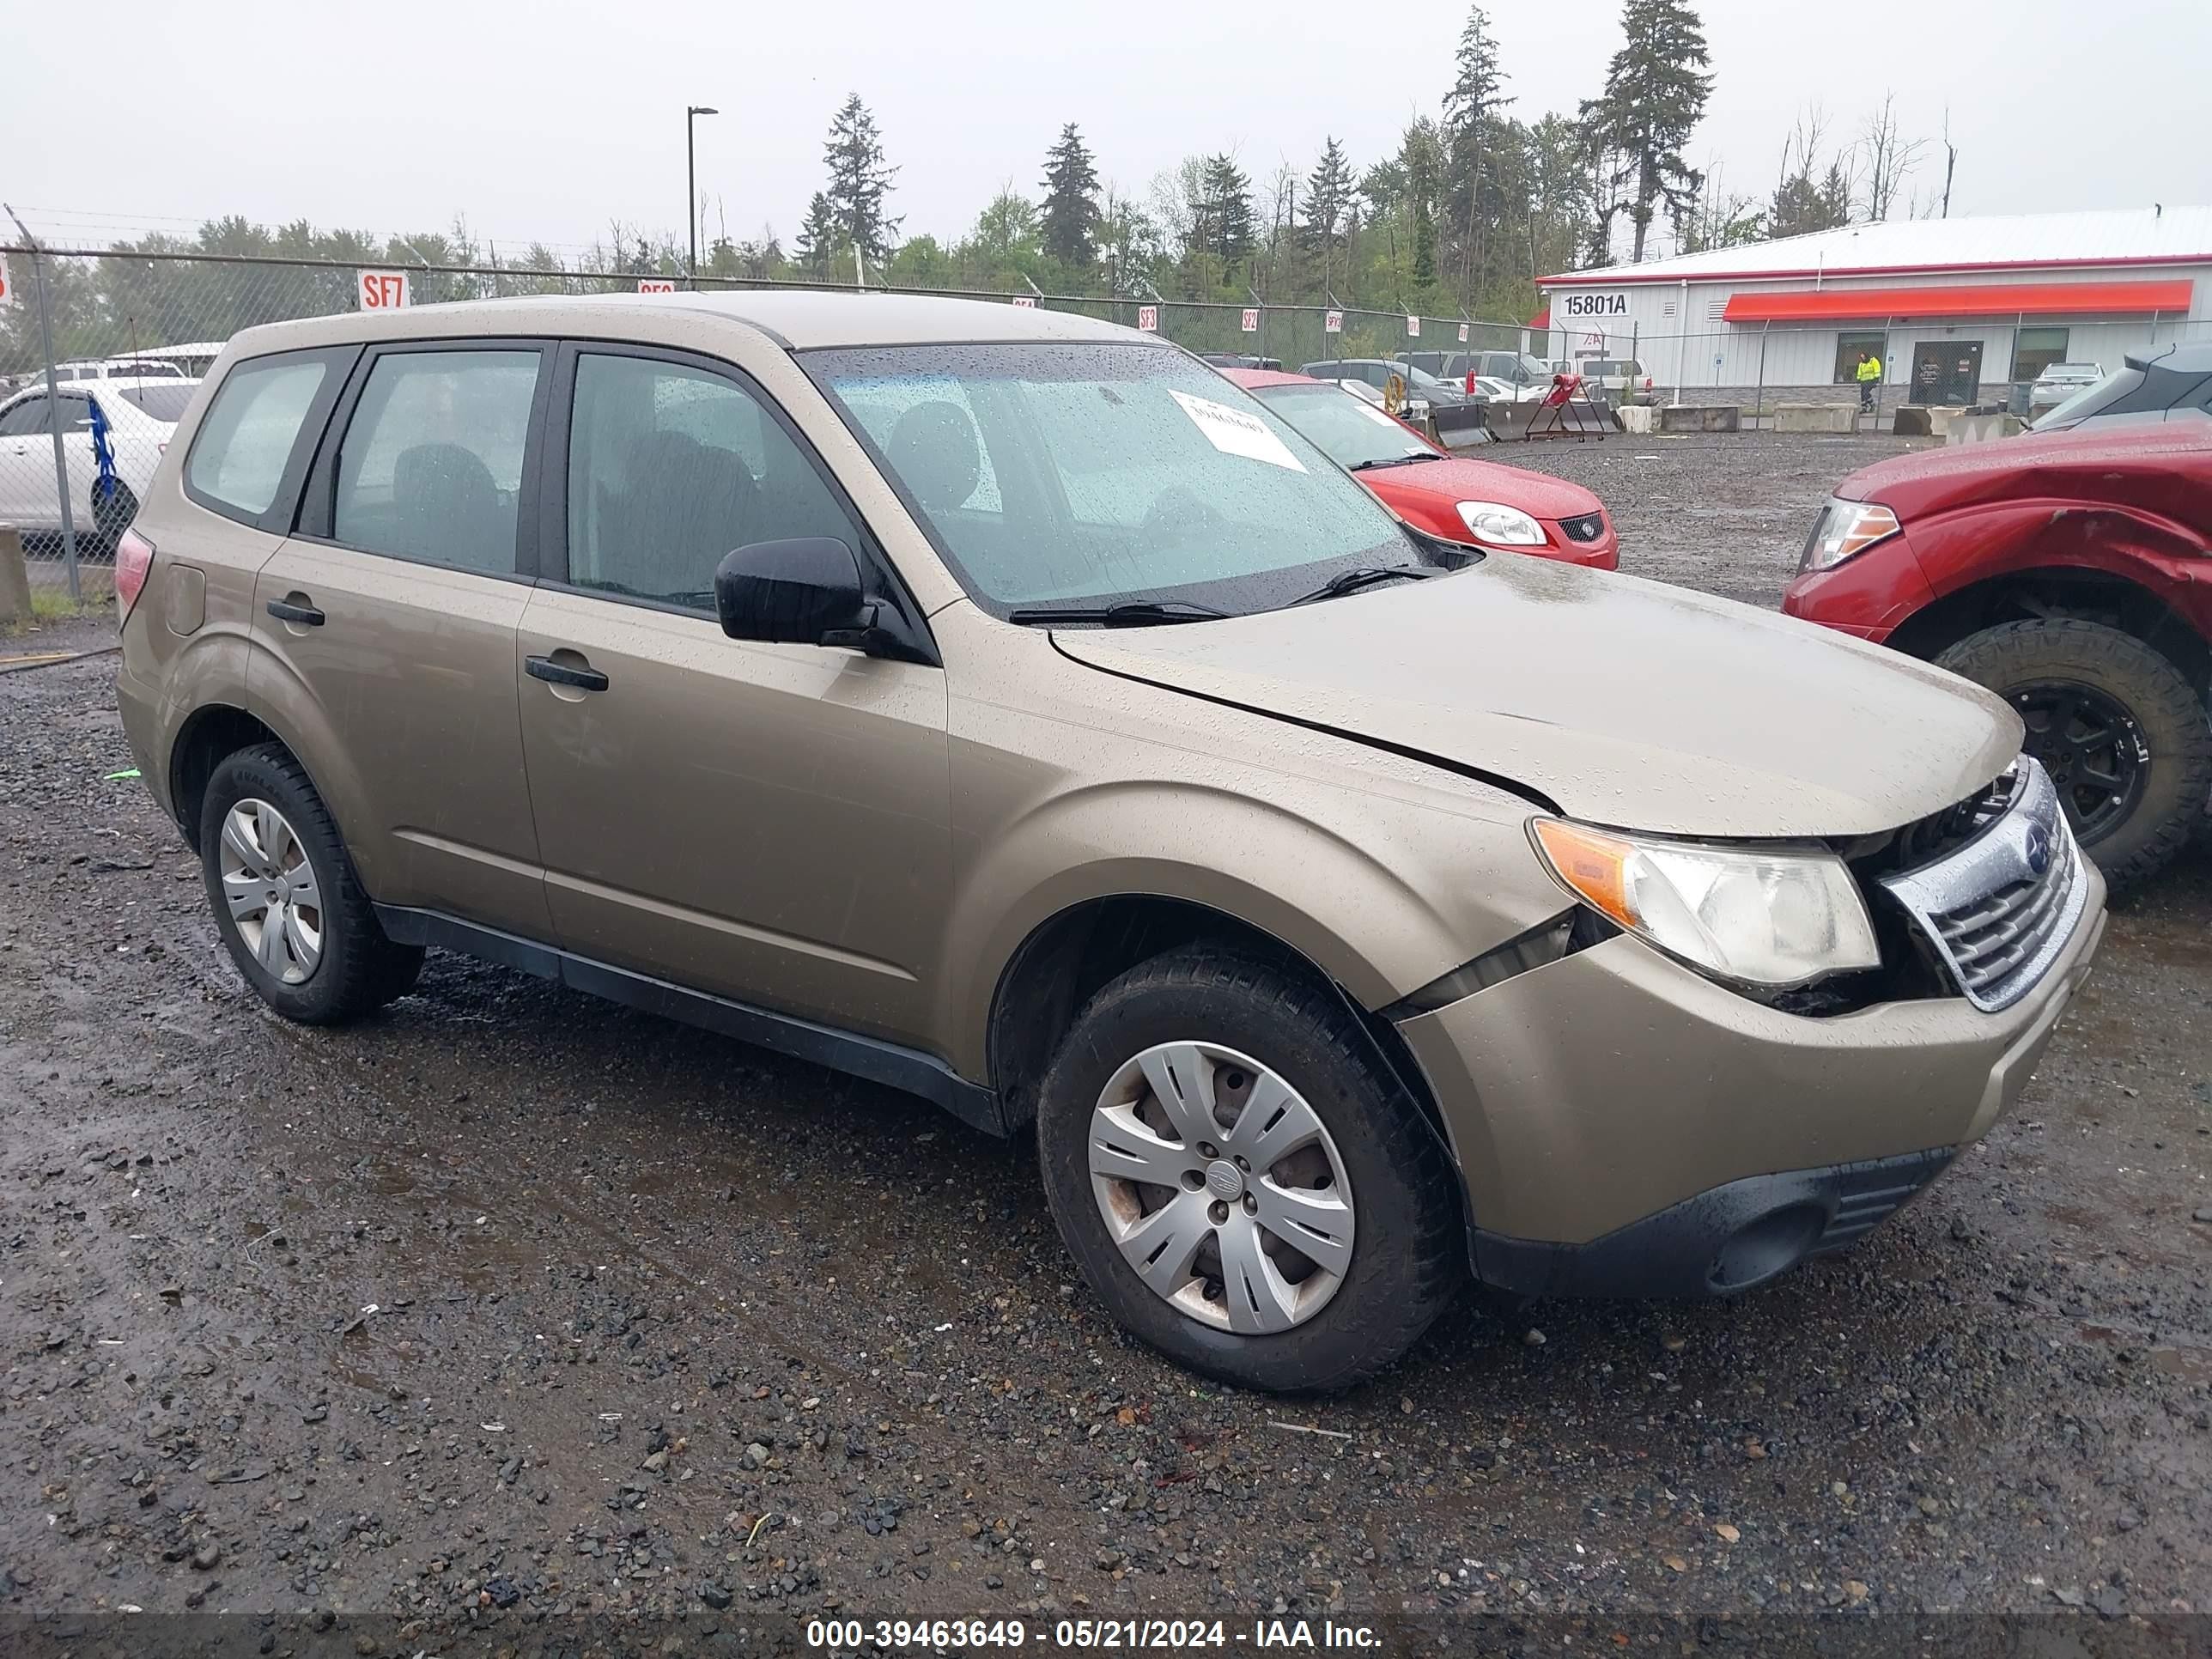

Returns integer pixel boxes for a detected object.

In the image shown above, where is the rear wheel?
[1936,619,2211,893]
[91,480,138,552]
[198,744,423,1023]
[1036,948,1458,1393]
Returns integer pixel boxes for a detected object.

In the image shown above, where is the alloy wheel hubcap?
[1087,1041,1355,1334]
[218,798,324,985]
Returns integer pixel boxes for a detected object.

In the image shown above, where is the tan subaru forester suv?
[115,294,2104,1391]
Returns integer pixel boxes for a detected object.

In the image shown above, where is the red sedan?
[1221,368,1618,568]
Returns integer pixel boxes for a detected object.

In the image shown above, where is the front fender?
[933,777,1562,1081]
[1911,497,2210,620]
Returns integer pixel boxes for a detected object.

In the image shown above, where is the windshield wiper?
[1006,599,1231,627]
[1347,453,1446,471]
[1285,565,1437,607]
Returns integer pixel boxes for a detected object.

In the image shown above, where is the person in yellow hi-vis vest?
[1855,349,1883,412]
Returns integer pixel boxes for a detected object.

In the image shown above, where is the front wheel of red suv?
[1936,619,2210,894]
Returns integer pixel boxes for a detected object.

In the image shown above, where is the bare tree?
[1769,106,1855,239]
[1857,93,1929,222]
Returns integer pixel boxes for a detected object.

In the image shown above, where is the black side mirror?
[714,538,874,647]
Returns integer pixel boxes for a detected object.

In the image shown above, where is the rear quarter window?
[185,356,331,521]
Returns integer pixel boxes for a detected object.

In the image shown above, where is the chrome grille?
[1878,755,2088,1012]
[1559,510,1607,544]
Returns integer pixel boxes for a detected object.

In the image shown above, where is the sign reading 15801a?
[1557,291,1630,319]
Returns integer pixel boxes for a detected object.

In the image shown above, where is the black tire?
[1036,948,1459,1394]
[1936,619,2211,894]
[91,480,137,552]
[198,743,423,1024]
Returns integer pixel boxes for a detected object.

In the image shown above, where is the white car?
[51,356,191,383]
[2027,362,2105,416]
[0,377,198,547]
[1470,375,1544,404]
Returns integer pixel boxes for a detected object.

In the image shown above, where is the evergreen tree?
[1443,5,1512,307]
[822,94,901,265]
[1580,0,1712,261]
[793,191,842,278]
[1201,155,1256,264]
[1039,123,1102,269]
[1304,137,1354,250]
[1402,120,1443,288]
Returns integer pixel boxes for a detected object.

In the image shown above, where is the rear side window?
[333,349,539,575]
[110,384,196,422]
[186,356,328,520]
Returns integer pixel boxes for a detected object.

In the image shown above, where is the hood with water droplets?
[1051,556,2021,838]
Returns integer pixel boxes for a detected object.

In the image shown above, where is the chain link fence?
[0,243,1558,590]
[5,240,2205,594]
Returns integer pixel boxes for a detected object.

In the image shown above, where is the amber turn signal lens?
[1530,818,1638,931]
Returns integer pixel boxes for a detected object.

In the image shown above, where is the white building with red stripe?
[1529,206,2208,407]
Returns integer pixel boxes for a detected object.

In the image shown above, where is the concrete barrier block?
[1657,404,1740,434]
[1772,402,1859,434]
[1946,413,2027,446]
[0,525,31,627]
[1893,405,1934,436]
[1616,404,1656,434]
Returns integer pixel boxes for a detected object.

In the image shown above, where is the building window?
[1832,332,1887,384]
[2013,327,2069,382]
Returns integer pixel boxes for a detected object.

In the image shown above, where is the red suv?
[1783,422,2212,890]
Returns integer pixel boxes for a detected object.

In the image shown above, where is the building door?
[1910,340,1984,406]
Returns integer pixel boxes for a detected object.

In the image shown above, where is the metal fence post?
[1754,325,1768,428]
[5,211,83,601]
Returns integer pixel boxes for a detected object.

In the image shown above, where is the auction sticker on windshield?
[1169,389,1306,472]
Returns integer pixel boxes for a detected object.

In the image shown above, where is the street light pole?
[685,105,719,286]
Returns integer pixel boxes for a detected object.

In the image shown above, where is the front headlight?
[1800,496,1900,572]
[1457,500,1546,546]
[1531,818,1880,990]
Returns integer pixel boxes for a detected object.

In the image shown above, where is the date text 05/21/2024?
[804,1618,1382,1650]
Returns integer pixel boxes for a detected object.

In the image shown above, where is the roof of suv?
[225,290,1136,358]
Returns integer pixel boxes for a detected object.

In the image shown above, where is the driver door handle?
[265,598,325,626]
[526,653,609,692]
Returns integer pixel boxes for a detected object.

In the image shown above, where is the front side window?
[185,355,328,520]
[0,396,48,438]
[564,352,855,610]
[1249,384,1437,471]
[334,349,539,574]
[808,342,1418,616]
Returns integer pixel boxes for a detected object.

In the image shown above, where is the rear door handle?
[265,598,325,626]
[526,653,609,692]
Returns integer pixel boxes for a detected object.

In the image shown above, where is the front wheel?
[1936,619,2211,894]
[1036,948,1459,1393]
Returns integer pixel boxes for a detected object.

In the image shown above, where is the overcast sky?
[4,0,2206,264]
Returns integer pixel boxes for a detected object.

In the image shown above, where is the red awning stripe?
[1721,280,2193,322]
[1528,305,1550,329]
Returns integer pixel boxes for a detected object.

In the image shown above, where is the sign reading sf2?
[1557,291,1630,320]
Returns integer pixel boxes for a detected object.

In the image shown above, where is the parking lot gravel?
[2,436,2208,1654]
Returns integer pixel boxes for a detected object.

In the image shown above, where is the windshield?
[807,342,1420,617]
[2033,365,2143,428]
[106,384,196,422]
[1252,384,1437,469]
